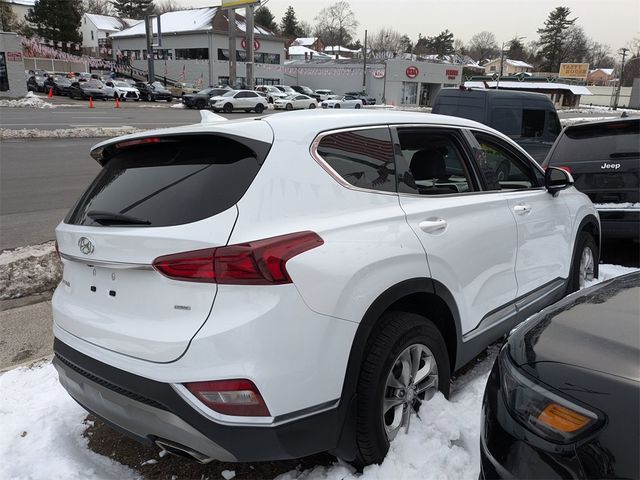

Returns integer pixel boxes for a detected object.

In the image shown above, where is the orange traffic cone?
[89,97,94,108]
[48,87,53,98]
[115,96,120,109]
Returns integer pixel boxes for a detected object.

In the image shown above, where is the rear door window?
[315,127,396,192]
[66,135,269,227]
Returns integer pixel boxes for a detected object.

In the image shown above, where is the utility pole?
[613,47,629,111]
[145,15,155,82]
[496,41,506,89]
[362,29,367,92]
[245,3,254,89]
[228,8,237,87]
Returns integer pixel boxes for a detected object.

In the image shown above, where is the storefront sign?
[372,69,385,79]
[221,0,259,7]
[445,69,459,80]
[405,66,419,78]
[559,63,589,80]
[6,52,22,61]
[241,38,261,51]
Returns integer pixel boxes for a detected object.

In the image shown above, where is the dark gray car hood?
[509,272,640,382]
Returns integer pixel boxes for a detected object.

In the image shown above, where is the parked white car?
[315,89,340,101]
[273,94,318,110]
[321,95,364,109]
[52,110,599,469]
[103,80,140,101]
[254,85,288,103]
[210,89,268,113]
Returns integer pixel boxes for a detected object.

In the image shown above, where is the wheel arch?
[570,213,601,278]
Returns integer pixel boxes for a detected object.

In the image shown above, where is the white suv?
[209,89,268,113]
[52,110,599,467]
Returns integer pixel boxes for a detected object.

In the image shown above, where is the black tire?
[355,103,362,109]
[197,100,205,109]
[309,103,316,109]
[354,311,450,467]
[335,104,341,109]
[268,97,274,104]
[285,103,293,111]
[166,98,172,103]
[255,103,265,113]
[567,231,598,293]
[223,103,233,113]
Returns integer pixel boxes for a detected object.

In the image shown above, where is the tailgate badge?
[78,237,95,255]
[601,162,621,170]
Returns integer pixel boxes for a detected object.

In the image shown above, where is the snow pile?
[171,103,185,109]
[278,348,499,480]
[585,263,639,288]
[0,91,56,109]
[594,202,640,210]
[0,126,141,139]
[560,116,612,127]
[0,241,62,300]
[0,362,137,480]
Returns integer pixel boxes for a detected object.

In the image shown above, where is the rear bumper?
[598,210,639,239]
[53,338,347,462]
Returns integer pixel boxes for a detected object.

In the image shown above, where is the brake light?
[115,137,161,149]
[185,379,270,416]
[152,231,323,285]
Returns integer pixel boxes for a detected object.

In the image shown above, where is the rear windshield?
[548,120,640,163]
[66,135,268,227]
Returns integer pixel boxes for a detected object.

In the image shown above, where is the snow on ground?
[0,241,61,300]
[0,264,636,479]
[0,362,139,480]
[0,91,56,109]
[585,263,639,288]
[594,202,640,210]
[0,126,141,139]
[171,103,185,108]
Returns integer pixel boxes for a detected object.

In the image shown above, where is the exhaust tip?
[154,439,214,464]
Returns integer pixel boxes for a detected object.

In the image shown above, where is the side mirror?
[545,166,574,195]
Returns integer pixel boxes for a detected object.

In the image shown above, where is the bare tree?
[298,20,312,37]
[154,0,180,15]
[369,28,402,58]
[315,1,358,51]
[82,0,111,15]
[468,31,499,62]
[453,38,467,56]
[586,40,614,68]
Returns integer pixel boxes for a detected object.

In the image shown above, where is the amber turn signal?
[538,403,592,433]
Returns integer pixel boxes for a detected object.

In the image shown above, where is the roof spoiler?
[200,110,227,123]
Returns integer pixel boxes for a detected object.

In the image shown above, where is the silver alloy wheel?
[578,246,595,288]
[382,343,438,441]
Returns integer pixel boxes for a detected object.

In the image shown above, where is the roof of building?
[85,13,140,32]
[6,0,36,6]
[111,7,275,38]
[590,68,614,76]
[292,37,319,46]
[323,45,361,53]
[288,45,331,58]
[464,80,592,95]
[484,58,534,69]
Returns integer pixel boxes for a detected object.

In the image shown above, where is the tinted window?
[316,128,396,192]
[548,120,640,164]
[66,136,268,227]
[396,129,475,195]
[472,132,543,190]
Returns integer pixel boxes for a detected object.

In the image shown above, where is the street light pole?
[613,47,629,110]
[496,36,525,90]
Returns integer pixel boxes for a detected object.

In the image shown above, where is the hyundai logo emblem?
[78,237,94,255]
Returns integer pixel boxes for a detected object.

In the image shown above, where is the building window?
[91,31,94,41]
[175,48,208,60]
[218,76,246,87]
[255,78,280,85]
[489,66,496,72]
[143,49,173,60]
[401,82,418,105]
[0,53,9,92]
[120,50,141,60]
[217,49,280,64]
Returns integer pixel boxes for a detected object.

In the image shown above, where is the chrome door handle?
[418,219,448,233]
[513,204,532,215]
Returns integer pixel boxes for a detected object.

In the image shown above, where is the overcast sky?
[174,0,639,53]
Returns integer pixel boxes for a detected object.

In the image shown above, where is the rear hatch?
[54,127,272,362]
[546,119,639,205]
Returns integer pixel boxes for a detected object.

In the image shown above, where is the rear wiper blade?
[610,152,639,158]
[86,210,150,225]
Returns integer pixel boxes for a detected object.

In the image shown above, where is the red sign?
[241,38,261,51]
[405,66,419,78]
[446,68,459,80]
[7,52,22,61]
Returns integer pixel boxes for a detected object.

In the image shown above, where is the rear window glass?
[66,135,267,227]
[549,120,640,163]
[315,128,396,192]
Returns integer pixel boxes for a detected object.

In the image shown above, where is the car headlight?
[500,350,600,442]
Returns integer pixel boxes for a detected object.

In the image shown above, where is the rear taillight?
[152,231,323,285]
[115,137,161,149]
[185,379,270,416]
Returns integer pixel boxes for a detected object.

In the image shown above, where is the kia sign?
[405,66,419,79]
[241,38,261,51]
[372,69,385,79]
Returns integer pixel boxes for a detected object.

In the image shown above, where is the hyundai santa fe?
[52,110,599,467]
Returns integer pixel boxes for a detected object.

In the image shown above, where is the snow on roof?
[235,19,271,35]
[288,45,331,58]
[85,13,141,32]
[324,45,361,53]
[6,0,35,6]
[505,59,534,68]
[292,37,318,46]
[112,8,217,38]
[590,68,614,76]
[464,80,593,95]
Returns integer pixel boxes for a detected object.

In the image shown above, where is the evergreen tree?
[26,0,83,44]
[1,1,21,32]
[255,5,277,33]
[111,0,154,19]
[536,6,577,72]
[506,37,526,60]
[280,6,301,38]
